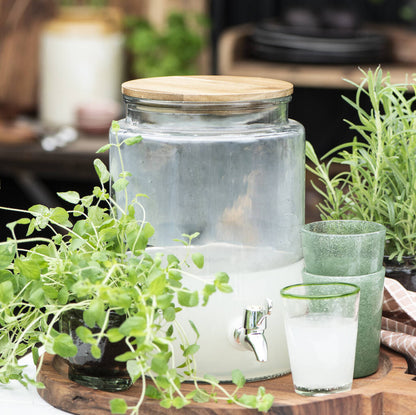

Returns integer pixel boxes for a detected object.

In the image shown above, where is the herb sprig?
[0,121,274,413]
[306,67,416,261]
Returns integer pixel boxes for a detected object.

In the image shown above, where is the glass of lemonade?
[280,283,360,396]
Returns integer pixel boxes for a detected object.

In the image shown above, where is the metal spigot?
[234,299,272,362]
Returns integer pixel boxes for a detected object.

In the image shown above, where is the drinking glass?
[301,220,386,276]
[302,268,385,378]
[281,282,360,396]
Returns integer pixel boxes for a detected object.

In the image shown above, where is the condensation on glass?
[110,76,305,381]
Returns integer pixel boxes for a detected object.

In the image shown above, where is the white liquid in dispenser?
[148,243,303,381]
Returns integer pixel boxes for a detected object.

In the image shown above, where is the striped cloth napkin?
[381,277,416,374]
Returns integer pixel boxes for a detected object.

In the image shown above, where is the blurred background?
[1,0,416,232]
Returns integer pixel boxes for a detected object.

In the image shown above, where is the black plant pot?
[384,256,416,292]
[60,309,132,391]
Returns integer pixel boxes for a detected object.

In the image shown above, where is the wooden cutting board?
[37,347,416,414]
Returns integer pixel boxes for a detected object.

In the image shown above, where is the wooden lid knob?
[122,76,293,102]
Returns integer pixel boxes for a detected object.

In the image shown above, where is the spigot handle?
[243,298,273,331]
[256,298,273,327]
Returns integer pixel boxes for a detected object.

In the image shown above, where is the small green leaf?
[145,384,163,400]
[167,254,179,265]
[166,325,174,337]
[218,284,233,294]
[15,258,41,280]
[112,178,129,192]
[214,272,233,293]
[52,233,63,244]
[119,316,147,337]
[123,136,143,146]
[163,306,176,322]
[238,394,257,408]
[111,120,120,133]
[188,320,200,339]
[188,388,211,403]
[29,287,46,308]
[81,195,94,207]
[96,143,112,153]
[110,398,127,414]
[148,274,167,296]
[0,242,16,268]
[57,287,69,305]
[57,191,80,204]
[256,390,274,412]
[32,347,40,366]
[50,207,72,227]
[94,159,110,184]
[83,300,106,328]
[172,396,189,409]
[0,280,13,304]
[75,326,94,344]
[156,293,174,309]
[183,344,200,357]
[160,399,172,409]
[107,328,124,343]
[177,290,199,307]
[151,355,169,375]
[231,369,246,388]
[191,252,204,269]
[214,272,229,284]
[53,333,78,358]
[90,344,102,359]
[202,284,216,306]
[126,359,142,383]
[114,351,139,362]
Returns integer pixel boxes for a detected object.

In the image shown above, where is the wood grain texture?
[37,348,416,415]
[122,76,293,102]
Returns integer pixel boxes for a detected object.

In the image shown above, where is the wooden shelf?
[218,24,416,89]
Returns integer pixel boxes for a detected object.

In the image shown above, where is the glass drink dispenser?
[110,76,305,381]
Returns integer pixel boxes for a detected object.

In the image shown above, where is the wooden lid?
[43,7,122,35]
[122,76,293,102]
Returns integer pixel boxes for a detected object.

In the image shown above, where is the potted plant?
[124,11,207,78]
[0,123,273,413]
[306,67,416,289]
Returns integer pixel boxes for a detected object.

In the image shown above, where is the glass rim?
[280,282,360,300]
[301,220,386,237]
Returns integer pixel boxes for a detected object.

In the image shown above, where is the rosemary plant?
[307,67,416,261]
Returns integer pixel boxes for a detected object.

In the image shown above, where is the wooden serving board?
[37,348,416,415]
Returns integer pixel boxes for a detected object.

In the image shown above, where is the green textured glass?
[302,268,385,378]
[302,220,386,276]
[280,283,360,397]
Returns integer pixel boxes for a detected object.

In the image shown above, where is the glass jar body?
[110,97,305,381]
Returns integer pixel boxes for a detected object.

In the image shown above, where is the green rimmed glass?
[280,283,360,397]
[301,220,386,276]
[302,268,385,378]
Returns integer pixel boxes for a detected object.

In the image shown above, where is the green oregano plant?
[0,121,274,414]
[306,67,416,261]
